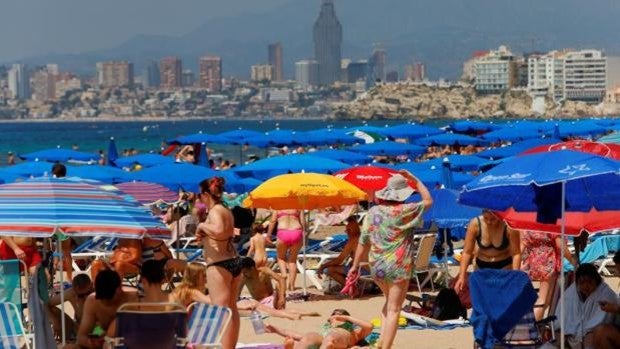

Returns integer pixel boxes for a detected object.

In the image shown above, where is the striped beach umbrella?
[114,181,179,205]
[0,177,170,239]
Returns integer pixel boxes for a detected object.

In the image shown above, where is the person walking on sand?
[350,170,432,349]
[267,208,305,291]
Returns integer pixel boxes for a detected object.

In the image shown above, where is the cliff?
[331,83,606,120]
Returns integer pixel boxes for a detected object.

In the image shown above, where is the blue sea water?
[0,118,421,165]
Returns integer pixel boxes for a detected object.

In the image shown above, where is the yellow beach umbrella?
[243,172,367,210]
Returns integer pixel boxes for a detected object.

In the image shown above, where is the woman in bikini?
[196,177,242,349]
[267,209,305,291]
[454,209,521,293]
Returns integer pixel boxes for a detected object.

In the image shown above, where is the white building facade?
[295,60,319,88]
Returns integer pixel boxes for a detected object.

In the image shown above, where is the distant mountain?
[13,0,620,80]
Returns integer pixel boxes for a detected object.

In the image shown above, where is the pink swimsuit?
[276,211,303,246]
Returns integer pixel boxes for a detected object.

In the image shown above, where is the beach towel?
[556,281,617,340]
[469,270,537,349]
[340,270,360,298]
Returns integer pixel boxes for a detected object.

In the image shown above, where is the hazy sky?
[0,0,288,61]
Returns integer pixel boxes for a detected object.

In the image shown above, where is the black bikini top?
[476,217,510,251]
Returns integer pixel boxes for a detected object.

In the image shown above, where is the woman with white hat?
[349,170,432,349]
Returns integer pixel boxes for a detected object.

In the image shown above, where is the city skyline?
[2,0,620,80]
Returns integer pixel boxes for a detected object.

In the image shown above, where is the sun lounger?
[0,302,30,349]
[187,302,232,349]
[106,302,187,349]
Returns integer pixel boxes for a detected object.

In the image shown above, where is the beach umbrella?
[196,143,209,167]
[301,129,359,146]
[496,208,620,236]
[376,124,443,140]
[0,161,55,177]
[395,165,475,189]
[0,177,170,345]
[232,155,349,180]
[310,149,373,165]
[598,131,620,144]
[347,141,426,157]
[65,165,130,184]
[114,154,175,168]
[334,166,413,201]
[243,129,302,147]
[521,140,620,160]
[107,137,119,166]
[476,138,560,159]
[545,121,609,138]
[167,132,226,145]
[217,129,264,145]
[415,133,488,147]
[114,182,179,205]
[421,155,489,172]
[458,150,620,349]
[448,120,500,133]
[129,162,246,193]
[481,127,545,142]
[243,172,367,294]
[19,148,99,163]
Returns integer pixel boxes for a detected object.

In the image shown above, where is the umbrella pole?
[302,210,308,296]
[57,235,66,346]
[443,228,450,285]
[560,181,566,349]
[175,205,180,259]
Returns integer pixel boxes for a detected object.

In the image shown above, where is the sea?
[0,118,429,165]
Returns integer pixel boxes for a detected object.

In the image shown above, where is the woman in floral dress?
[350,170,433,349]
[520,230,577,320]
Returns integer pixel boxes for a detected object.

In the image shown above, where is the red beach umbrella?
[521,140,620,160]
[334,166,416,191]
[496,208,620,236]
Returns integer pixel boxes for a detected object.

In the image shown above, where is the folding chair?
[106,302,187,349]
[0,260,28,325]
[0,302,30,349]
[412,233,439,293]
[295,236,349,290]
[187,302,232,349]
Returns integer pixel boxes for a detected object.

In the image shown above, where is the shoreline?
[0,115,333,124]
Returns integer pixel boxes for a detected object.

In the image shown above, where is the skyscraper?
[142,60,161,88]
[199,56,222,92]
[369,47,386,83]
[159,57,183,89]
[295,60,319,87]
[8,64,31,100]
[96,61,134,88]
[313,0,342,86]
[32,67,56,101]
[268,42,284,82]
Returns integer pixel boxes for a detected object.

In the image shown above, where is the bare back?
[249,234,267,267]
[199,204,236,264]
[275,209,302,230]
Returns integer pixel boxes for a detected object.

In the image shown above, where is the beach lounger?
[296,236,349,291]
[71,237,118,273]
[0,302,30,349]
[0,259,29,325]
[412,233,439,293]
[187,302,232,349]
[106,302,187,349]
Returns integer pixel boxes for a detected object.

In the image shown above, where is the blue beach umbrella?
[217,129,264,145]
[65,165,130,184]
[1,161,55,177]
[545,121,609,139]
[377,124,443,140]
[477,138,560,159]
[410,189,481,229]
[232,154,349,180]
[19,148,99,163]
[415,133,488,147]
[310,149,373,165]
[347,141,426,157]
[448,120,500,133]
[301,129,359,146]
[244,129,302,147]
[114,154,175,168]
[197,143,209,167]
[107,137,119,166]
[424,155,489,172]
[129,162,246,193]
[167,132,226,145]
[482,127,545,142]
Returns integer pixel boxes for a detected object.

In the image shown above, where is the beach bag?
[449,275,472,309]
[432,288,467,320]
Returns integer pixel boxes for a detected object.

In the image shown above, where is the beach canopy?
[217,129,264,145]
[167,132,226,145]
[0,177,170,239]
[334,166,411,191]
[232,154,349,180]
[309,149,373,165]
[129,162,247,193]
[243,172,367,210]
[243,129,302,147]
[0,161,55,177]
[114,181,179,205]
[458,150,620,214]
[19,148,99,163]
[114,154,175,168]
[108,137,119,166]
[65,165,130,184]
[448,120,501,133]
[409,188,481,229]
[347,141,426,156]
[415,133,488,146]
[521,140,620,160]
[481,127,545,142]
[598,131,620,144]
[422,155,489,172]
[546,121,609,138]
[300,129,359,146]
[497,208,620,235]
[476,138,560,159]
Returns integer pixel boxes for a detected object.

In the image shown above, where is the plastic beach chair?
[0,302,30,349]
[0,260,28,325]
[187,302,232,349]
[106,302,187,349]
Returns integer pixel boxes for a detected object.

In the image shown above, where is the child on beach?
[247,223,273,270]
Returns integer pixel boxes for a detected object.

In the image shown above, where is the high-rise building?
[528,49,606,103]
[268,42,284,82]
[385,71,399,82]
[199,56,222,92]
[159,57,183,89]
[55,73,82,99]
[295,60,319,87]
[32,68,56,101]
[313,0,342,86]
[474,45,517,94]
[251,65,274,82]
[142,60,160,88]
[8,64,31,100]
[412,62,426,82]
[46,64,60,75]
[182,69,195,87]
[343,60,368,83]
[96,61,134,88]
[369,47,386,83]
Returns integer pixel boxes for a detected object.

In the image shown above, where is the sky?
[0,0,288,62]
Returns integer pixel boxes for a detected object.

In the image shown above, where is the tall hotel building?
[96,61,134,88]
[199,56,222,92]
[159,57,183,89]
[313,0,342,86]
[268,42,284,82]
